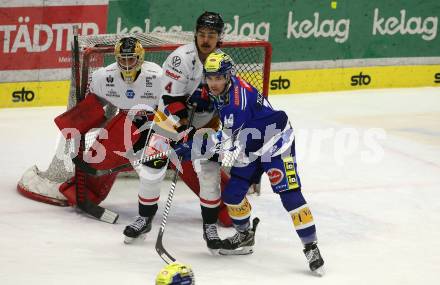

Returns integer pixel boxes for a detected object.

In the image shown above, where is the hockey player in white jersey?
[125,12,231,253]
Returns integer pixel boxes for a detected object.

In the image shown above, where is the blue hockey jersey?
[215,76,289,153]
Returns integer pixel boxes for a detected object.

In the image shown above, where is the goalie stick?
[156,104,197,264]
[72,25,118,224]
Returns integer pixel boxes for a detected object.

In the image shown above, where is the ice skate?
[203,223,223,255]
[123,216,153,244]
[303,242,325,276]
[219,218,260,255]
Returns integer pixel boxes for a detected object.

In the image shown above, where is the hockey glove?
[173,130,221,162]
[188,85,213,113]
[142,133,170,169]
[173,140,193,161]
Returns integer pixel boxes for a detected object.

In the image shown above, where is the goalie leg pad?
[17,165,68,206]
[85,112,141,172]
[59,173,118,206]
[54,94,105,138]
[58,113,141,206]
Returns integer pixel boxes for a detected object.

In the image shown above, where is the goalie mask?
[114,37,144,83]
[155,262,195,285]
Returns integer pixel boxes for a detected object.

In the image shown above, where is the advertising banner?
[1,0,439,107]
[0,4,108,71]
[0,80,69,108]
[107,0,440,64]
[270,65,440,95]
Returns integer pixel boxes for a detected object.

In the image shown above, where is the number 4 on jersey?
[165,82,172,93]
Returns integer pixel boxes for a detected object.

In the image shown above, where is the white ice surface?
[1,87,440,285]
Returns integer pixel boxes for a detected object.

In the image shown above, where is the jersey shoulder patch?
[163,43,195,79]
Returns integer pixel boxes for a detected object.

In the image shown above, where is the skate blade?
[312,265,326,277]
[123,233,147,244]
[208,248,221,256]
[219,246,253,256]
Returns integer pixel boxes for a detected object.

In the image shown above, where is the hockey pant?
[222,134,317,244]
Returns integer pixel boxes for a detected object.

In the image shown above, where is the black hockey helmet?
[196,11,224,34]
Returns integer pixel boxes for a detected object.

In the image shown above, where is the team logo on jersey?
[172,56,182,67]
[106,75,115,87]
[125,89,135,99]
[267,168,284,185]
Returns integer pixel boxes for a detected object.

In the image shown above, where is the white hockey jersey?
[88,61,163,111]
[160,42,217,128]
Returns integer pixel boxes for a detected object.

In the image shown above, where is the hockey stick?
[155,105,197,264]
[72,119,194,176]
[72,150,172,176]
[72,25,118,224]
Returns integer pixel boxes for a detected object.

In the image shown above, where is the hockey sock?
[201,205,220,224]
[279,191,317,245]
[139,202,158,218]
[225,197,252,229]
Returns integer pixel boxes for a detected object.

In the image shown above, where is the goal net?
[17,31,272,202]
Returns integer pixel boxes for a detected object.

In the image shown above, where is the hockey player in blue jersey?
[187,51,325,275]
